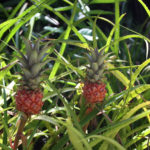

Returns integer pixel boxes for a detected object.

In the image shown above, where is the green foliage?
[0,0,150,149]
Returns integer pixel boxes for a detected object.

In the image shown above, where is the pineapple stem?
[83,104,95,132]
[13,113,28,150]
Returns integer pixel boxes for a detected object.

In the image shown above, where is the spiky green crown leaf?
[17,37,51,89]
[86,49,110,83]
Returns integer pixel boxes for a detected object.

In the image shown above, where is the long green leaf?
[138,0,150,17]
[49,1,78,79]
[34,115,60,126]
[88,135,125,150]
[90,0,125,4]
[122,101,150,120]
[124,84,150,104]
[130,59,150,87]
[107,63,130,87]
[67,118,91,150]
[114,0,120,55]
[125,127,150,148]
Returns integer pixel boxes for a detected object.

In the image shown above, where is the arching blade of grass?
[0,18,18,36]
[107,63,130,87]
[105,14,131,54]
[99,34,150,53]
[47,68,82,83]
[92,17,98,49]
[88,135,125,150]
[74,16,110,47]
[90,0,125,3]
[124,123,149,139]
[114,0,120,55]
[43,87,76,101]
[120,84,150,104]
[130,59,150,87]
[34,115,60,126]
[138,0,150,17]
[48,49,84,77]
[118,34,150,43]
[43,39,89,49]
[122,101,150,120]
[105,90,128,107]
[125,127,150,148]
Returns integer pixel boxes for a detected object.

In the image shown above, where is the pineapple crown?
[86,48,110,83]
[16,37,51,89]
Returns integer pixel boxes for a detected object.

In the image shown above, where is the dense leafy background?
[0,0,150,150]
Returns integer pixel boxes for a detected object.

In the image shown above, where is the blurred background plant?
[0,0,150,150]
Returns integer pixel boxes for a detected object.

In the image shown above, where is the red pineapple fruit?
[83,49,109,105]
[83,81,106,104]
[15,37,50,116]
[15,89,43,115]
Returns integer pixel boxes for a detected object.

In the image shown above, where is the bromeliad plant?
[81,48,109,130]
[83,49,109,105]
[11,37,51,150]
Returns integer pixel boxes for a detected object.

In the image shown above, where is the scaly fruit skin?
[15,89,43,116]
[83,81,106,104]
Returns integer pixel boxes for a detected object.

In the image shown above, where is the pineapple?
[15,37,50,116]
[83,49,108,104]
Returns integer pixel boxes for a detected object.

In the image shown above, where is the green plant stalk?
[93,17,98,49]
[49,1,77,79]
[41,1,87,79]
[49,26,71,79]
[13,113,28,150]
[114,0,120,55]
[138,0,150,17]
